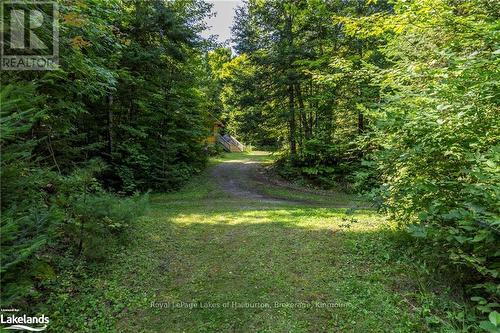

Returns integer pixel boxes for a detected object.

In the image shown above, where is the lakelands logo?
[0,310,49,331]
[0,1,59,70]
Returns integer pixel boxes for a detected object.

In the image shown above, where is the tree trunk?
[295,83,311,140]
[285,9,297,158]
[358,110,364,134]
[288,84,297,156]
[107,94,113,157]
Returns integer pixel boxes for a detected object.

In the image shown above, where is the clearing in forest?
[50,152,466,332]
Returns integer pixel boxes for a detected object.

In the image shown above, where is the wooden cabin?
[205,114,245,152]
[206,118,224,144]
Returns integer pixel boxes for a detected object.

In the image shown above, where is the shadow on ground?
[112,207,457,333]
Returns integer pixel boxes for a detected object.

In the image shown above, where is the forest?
[1,0,499,332]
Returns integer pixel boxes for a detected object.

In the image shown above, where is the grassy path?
[49,152,466,332]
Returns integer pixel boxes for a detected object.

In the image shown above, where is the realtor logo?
[0,309,49,331]
[1,1,58,70]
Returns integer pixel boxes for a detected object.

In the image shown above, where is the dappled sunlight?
[122,209,447,333]
[166,207,388,234]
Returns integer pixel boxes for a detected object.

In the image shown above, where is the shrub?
[362,0,500,319]
[0,84,148,307]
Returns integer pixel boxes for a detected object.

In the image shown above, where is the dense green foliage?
[1,0,213,308]
[223,0,391,175]
[351,1,500,327]
[216,0,499,329]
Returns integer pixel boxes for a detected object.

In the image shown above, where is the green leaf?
[485,160,496,168]
[480,321,500,333]
[408,225,427,238]
[490,311,500,326]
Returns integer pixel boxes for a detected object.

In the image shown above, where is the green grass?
[45,152,471,332]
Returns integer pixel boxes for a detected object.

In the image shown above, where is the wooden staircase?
[217,134,245,152]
